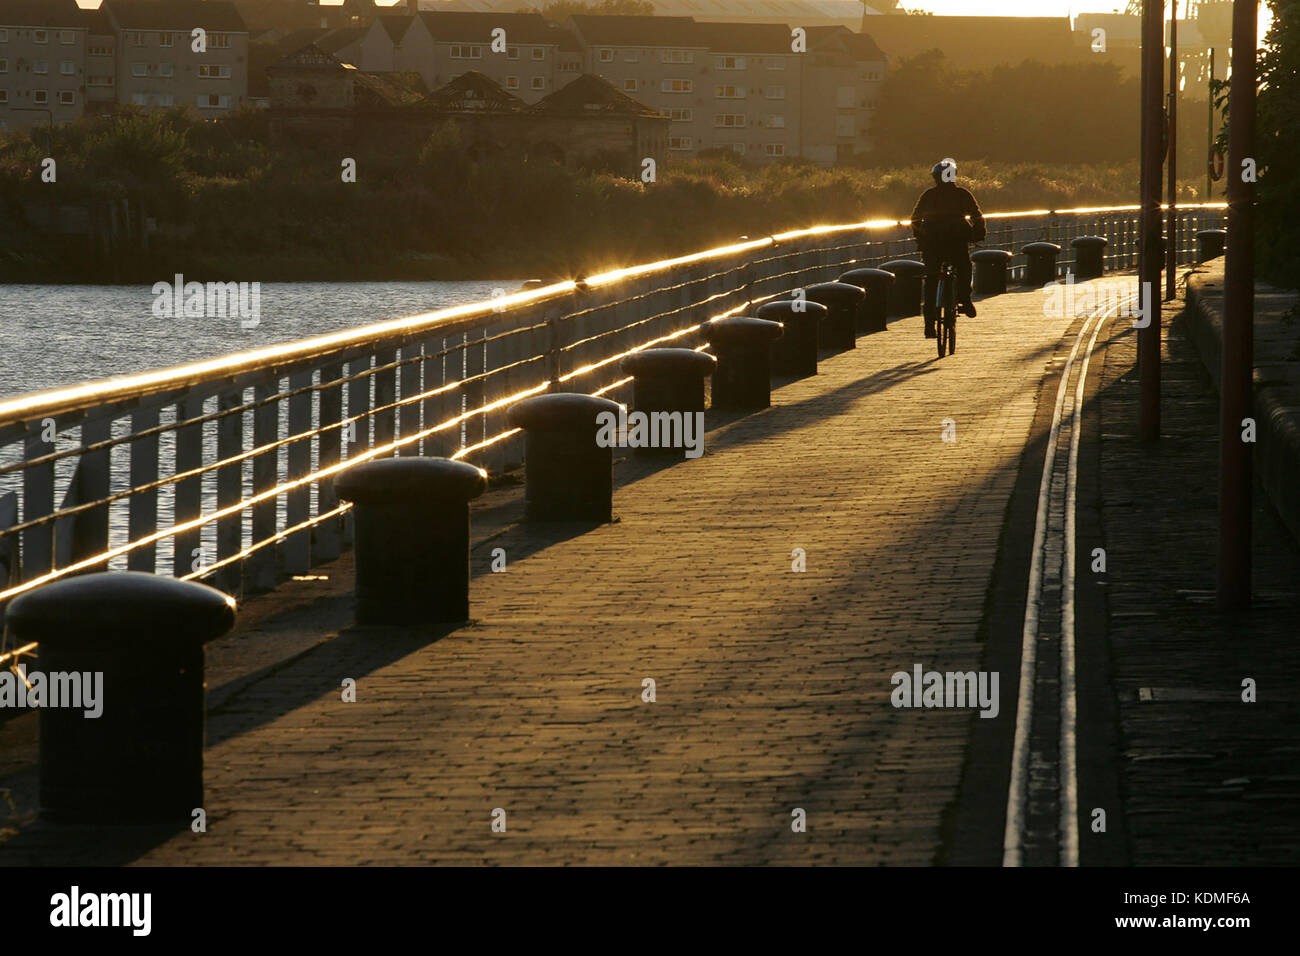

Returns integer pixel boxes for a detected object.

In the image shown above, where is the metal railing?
[0,202,1227,664]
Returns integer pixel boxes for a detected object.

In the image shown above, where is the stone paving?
[1,281,1079,866]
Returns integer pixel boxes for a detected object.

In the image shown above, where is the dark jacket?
[910,184,986,246]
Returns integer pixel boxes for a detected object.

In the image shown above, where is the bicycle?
[935,261,957,358]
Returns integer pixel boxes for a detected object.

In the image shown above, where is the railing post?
[284,369,312,575]
[73,416,111,575]
[215,389,243,593]
[373,348,397,452]
[22,427,55,583]
[127,405,159,574]
[343,356,372,549]
[172,394,204,579]
[315,362,344,563]
[398,345,421,458]
[248,381,279,592]
[420,341,446,459]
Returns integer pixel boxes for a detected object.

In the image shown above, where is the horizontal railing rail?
[0,202,1227,667]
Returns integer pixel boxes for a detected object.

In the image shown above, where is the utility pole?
[1217,0,1257,611]
[1139,0,1165,441]
[1166,1,1179,301]
[1206,47,1216,200]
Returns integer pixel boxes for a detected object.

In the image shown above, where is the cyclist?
[910,159,986,338]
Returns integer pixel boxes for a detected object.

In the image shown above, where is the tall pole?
[1207,47,1215,200]
[1165,1,1179,300]
[1217,0,1257,611]
[1139,0,1165,441]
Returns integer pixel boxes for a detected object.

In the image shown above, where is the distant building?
[0,0,89,132]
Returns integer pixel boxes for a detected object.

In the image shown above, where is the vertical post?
[127,406,159,574]
[216,390,243,593]
[398,345,421,457]
[421,341,447,459]
[75,417,112,575]
[1166,1,1179,300]
[343,357,372,548]
[315,362,343,563]
[22,428,55,582]
[172,395,204,578]
[373,348,397,452]
[1217,0,1257,612]
[1207,47,1216,200]
[248,381,279,592]
[1139,0,1165,442]
[284,370,312,575]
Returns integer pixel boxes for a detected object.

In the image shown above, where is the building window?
[60,61,74,75]
[715,85,744,99]
[131,63,147,77]
[598,48,613,63]
[197,93,231,109]
[766,115,785,128]
[530,76,545,90]
[507,46,519,60]
[33,90,48,104]
[531,48,544,60]
[160,62,174,77]
[669,136,691,150]
[0,59,6,73]
[33,30,48,44]
[766,57,786,70]
[198,64,231,79]
[88,75,113,87]
[623,78,637,92]
[0,29,7,43]
[622,50,639,62]
[158,93,174,106]
[713,113,745,128]
[59,90,74,105]
[731,143,746,155]
[715,55,745,70]
[864,71,881,81]
[661,78,692,93]
[33,60,47,75]
[764,143,785,156]
[59,31,75,45]
[559,61,578,72]
[449,45,481,59]
[764,86,785,100]
[661,49,692,64]
[88,43,112,57]
[210,34,231,49]
[125,32,144,47]
[505,75,519,90]
[131,92,147,105]
[668,108,691,122]
[0,91,7,104]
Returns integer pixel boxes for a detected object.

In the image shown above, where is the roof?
[531,73,663,118]
[424,70,527,112]
[104,0,248,33]
[352,69,429,108]
[316,25,367,55]
[806,25,884,60]
[77,8,114,35]
[568,14,705,48]
[376,15,414,44]
[418,11,563,45]
[0,0,83,28]
[693,20,793,54]
[268,43,351,73]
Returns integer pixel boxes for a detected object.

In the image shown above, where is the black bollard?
[335,457,487,626]
[881,259,926,317]
[971,249,1014,295]
[757,300,824,379]
[507,393,623,522]
[701,316,784,409]
[838,268,894,333]
[1070,236,1108,280]
[5,571,236,824]
[1197,228,1227,261]
[620,348,716,414]
[1022,242,1062,286]
[805,282,865,352]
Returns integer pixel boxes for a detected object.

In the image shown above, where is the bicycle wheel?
[936,277,948,358]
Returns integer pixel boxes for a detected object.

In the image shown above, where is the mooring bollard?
[971,249,1014,295]
[838,268,894,333]
[881,259,926,317]
[507,392,623,522]
[335,457,487,626]
[620,348,716,414]
[1022,242,1062,286]
[805,282,865,352]
[757,300,824,379]
[1070,236,1108,280]
[4,571,236,824]
[701,316,784,409]
[1197,228,1227,261]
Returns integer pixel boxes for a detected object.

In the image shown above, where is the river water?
[0,280,516,399]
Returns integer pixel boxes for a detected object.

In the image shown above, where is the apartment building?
[805,25,885,161]
[107,0,249,115]
[83,7,117,111]
[694,21,800,161]
[0,0,88,133]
